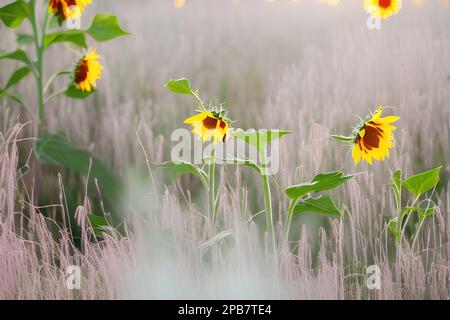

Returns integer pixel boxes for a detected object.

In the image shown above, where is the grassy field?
[1,0,450,299]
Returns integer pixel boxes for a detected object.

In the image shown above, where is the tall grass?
[0,0,450,299]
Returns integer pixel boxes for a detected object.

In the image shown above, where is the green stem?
[259,149,274,242]
[208,147,216,224]
[411,217,425,251]
[284,199,296,237]
[30,0,49,132]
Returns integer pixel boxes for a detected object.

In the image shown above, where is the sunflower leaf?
[151,160,208,189]
[0,0,30,29]
[87,213,110,237]
[0,49,34,69]
[232,129,292,151]
[85,14,129,42]
[403,166,442,198]
[387,217,401,243]
[417,199,436,218]
[16,33,34,45]
[165,78,194,95]
[34,133,122,208]
[44,30,87,49]
[66,83,94,99]
[4,66,31,90]
[331,135,354,142]
[226,157,262,175]
[293,195,342,217]
[0,88,24,104]
[285,171,353,201]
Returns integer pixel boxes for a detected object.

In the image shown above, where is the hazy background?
[1,0,450,299]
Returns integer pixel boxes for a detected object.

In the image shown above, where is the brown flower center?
[203,116,219,129]
[379,0,392,8]
[362,123,384,150]
[75,60,89,83]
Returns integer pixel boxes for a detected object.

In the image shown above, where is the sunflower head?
[350,106,400,165]
[48,0,92,22]
[73,48,103,93]
[364,0,402,20]
[184,108,231,144]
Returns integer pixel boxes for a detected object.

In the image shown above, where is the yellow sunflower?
[352,106,399,165]
[74,49,103,93]
[48,0,92,21]
[364,0,402,20]
[184,111,229,143]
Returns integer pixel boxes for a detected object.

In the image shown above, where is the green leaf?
[285,171,353,201]
[151,160,208,188]
[388,217,401,243]
[418,199,436,218]
[0,1,29,28]
[391,169,402,202]
[5,66,30,90]
[0,88,24,104]
[0,49,33,68]
[293,195,342,217]
[165,78,194,95]
[85,14,129,42]
[233,129,292,151]
[403,166,442,198]
[44,30,87,49]
[16,33,34,45]
[66,83,94,99]
[228,157,262,175]
[87,213,109,236]
[34,134,121,205]
[331,135,354,142]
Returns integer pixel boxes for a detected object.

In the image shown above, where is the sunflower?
[48,0,92,21]
[364,0,402,20]
[74,49,103,93]
[351,106,400,165]
[184,111,230,144]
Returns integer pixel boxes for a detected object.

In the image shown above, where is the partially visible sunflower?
[73,48,103,93]
[333,106,400,165]
[364,0,402,20]
[184,110,230,144]
[48,0,92,21]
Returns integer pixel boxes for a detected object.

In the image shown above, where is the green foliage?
[293,195,342,217]
[0,89,23,104]
[165,78,194,95]
[85,14,129,42]
[387,166,442,247]
[286,172,353,201]
[4,66,31,90]
[0,1,29,29]
[284,171,352,235]
[391,169,402,200]
[233,129,292,151]
[0,49,33,69]
[387,217,400,242]
[16,33,34,45]
[403,166,442,198]
[151,160,208,189]
[66,83,94,99]
[330,134,354,142]
[44,30,87,49]
[87,213,109,237]
[34,134,121,206]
